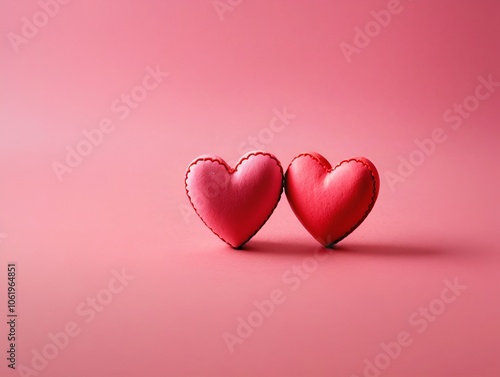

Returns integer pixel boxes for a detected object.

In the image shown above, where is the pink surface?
[1,1,500,376]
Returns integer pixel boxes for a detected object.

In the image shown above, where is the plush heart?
[285,153,379,247]
[185,151,284,248]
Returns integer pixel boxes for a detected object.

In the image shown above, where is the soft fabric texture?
[285,152,379,247]
[185,151,284,248]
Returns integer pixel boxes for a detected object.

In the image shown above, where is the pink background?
[1,0,500,376]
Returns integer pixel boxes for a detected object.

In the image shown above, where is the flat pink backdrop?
[1,1,499,376]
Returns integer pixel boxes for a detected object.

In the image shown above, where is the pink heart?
[285,152,380,247]
[185,151,283,248]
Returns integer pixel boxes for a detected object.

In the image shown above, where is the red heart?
[285,153,379,247]
[185,151,283,248]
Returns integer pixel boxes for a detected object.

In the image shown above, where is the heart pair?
[185,151,380,249]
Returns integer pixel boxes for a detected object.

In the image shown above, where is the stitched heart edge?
[185,151,284,249]
[285,152,379,247]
